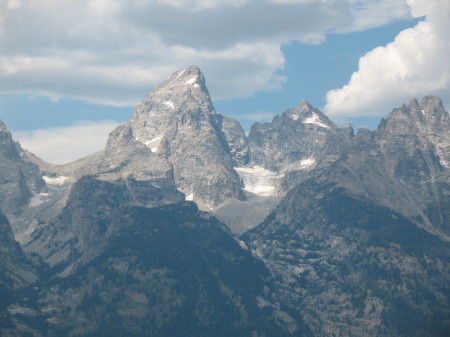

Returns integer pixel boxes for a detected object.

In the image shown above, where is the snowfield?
[235,165,280,196]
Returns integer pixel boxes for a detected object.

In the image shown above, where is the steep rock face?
[34,203,295,337]
[414,96,450,167]
[243,180,450,337]
[247,101,352,192]
[212,114,250,166]
[372,96,450,236]
[0,213,40,337]
[96,123,178,190]
[375,96,449,179]
[124,65,245,208]
[308,96,450,239]
[0,213,37,293]
[25,175,184,276]
[130,66,215,145]
[0,121,46,220]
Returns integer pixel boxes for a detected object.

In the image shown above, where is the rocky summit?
[0,66,449,337]
[125,65,246,209]
[248,100,343,173]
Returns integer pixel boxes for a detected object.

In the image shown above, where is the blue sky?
[0,0,449,164]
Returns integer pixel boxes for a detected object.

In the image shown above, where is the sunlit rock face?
[122,65,246,209]
[0,120,47,240]
[246,100,353,193]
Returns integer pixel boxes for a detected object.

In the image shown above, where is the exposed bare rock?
[0,121,46,216]
[246,100,353,195]
[119,65,245,208]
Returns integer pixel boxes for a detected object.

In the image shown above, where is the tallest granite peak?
[152,65,210,101]
[109,65,246,208]
[130,65,216,146]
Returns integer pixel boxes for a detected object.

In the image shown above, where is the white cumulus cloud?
[14,120,119,164]
[325,0,450,118]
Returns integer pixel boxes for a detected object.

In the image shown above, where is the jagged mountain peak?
[106,66,245,209]
[296,99,313,111]
[130,65,216,147]
[377,95,449,136]
[247,100,348,178]
[406,97,420,109]
[282,100,336,129]
[346,96,450,238]
[284,100,313,117]
[393,95,447,117]
[167,64,204,84]
[419,95,449,125]
[402,96,446,118]
[420,95,445,111]
[150,65,210,100]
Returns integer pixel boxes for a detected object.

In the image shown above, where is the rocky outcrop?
[0,213,37,292]
[247,101,353,193]
[371,96,450,236]
[0,212,39,337]
[0,121,46,218]
[247,101,351,172]
[0,121,47,244]
[212,114,250,166]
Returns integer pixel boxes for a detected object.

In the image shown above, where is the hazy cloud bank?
[0,0,411,106]
[14,120,119,164]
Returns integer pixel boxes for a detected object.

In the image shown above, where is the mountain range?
[0,65,449,336]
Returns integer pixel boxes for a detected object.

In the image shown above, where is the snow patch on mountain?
[164,101,175,109]
[144,135,163,153]
[303,113,331,129]
[29,192,49,207]
[43,175,68,186]
[186,77,199,87]
[287,158,317,171]
[235,166,280,196]
[300,158,316,167]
